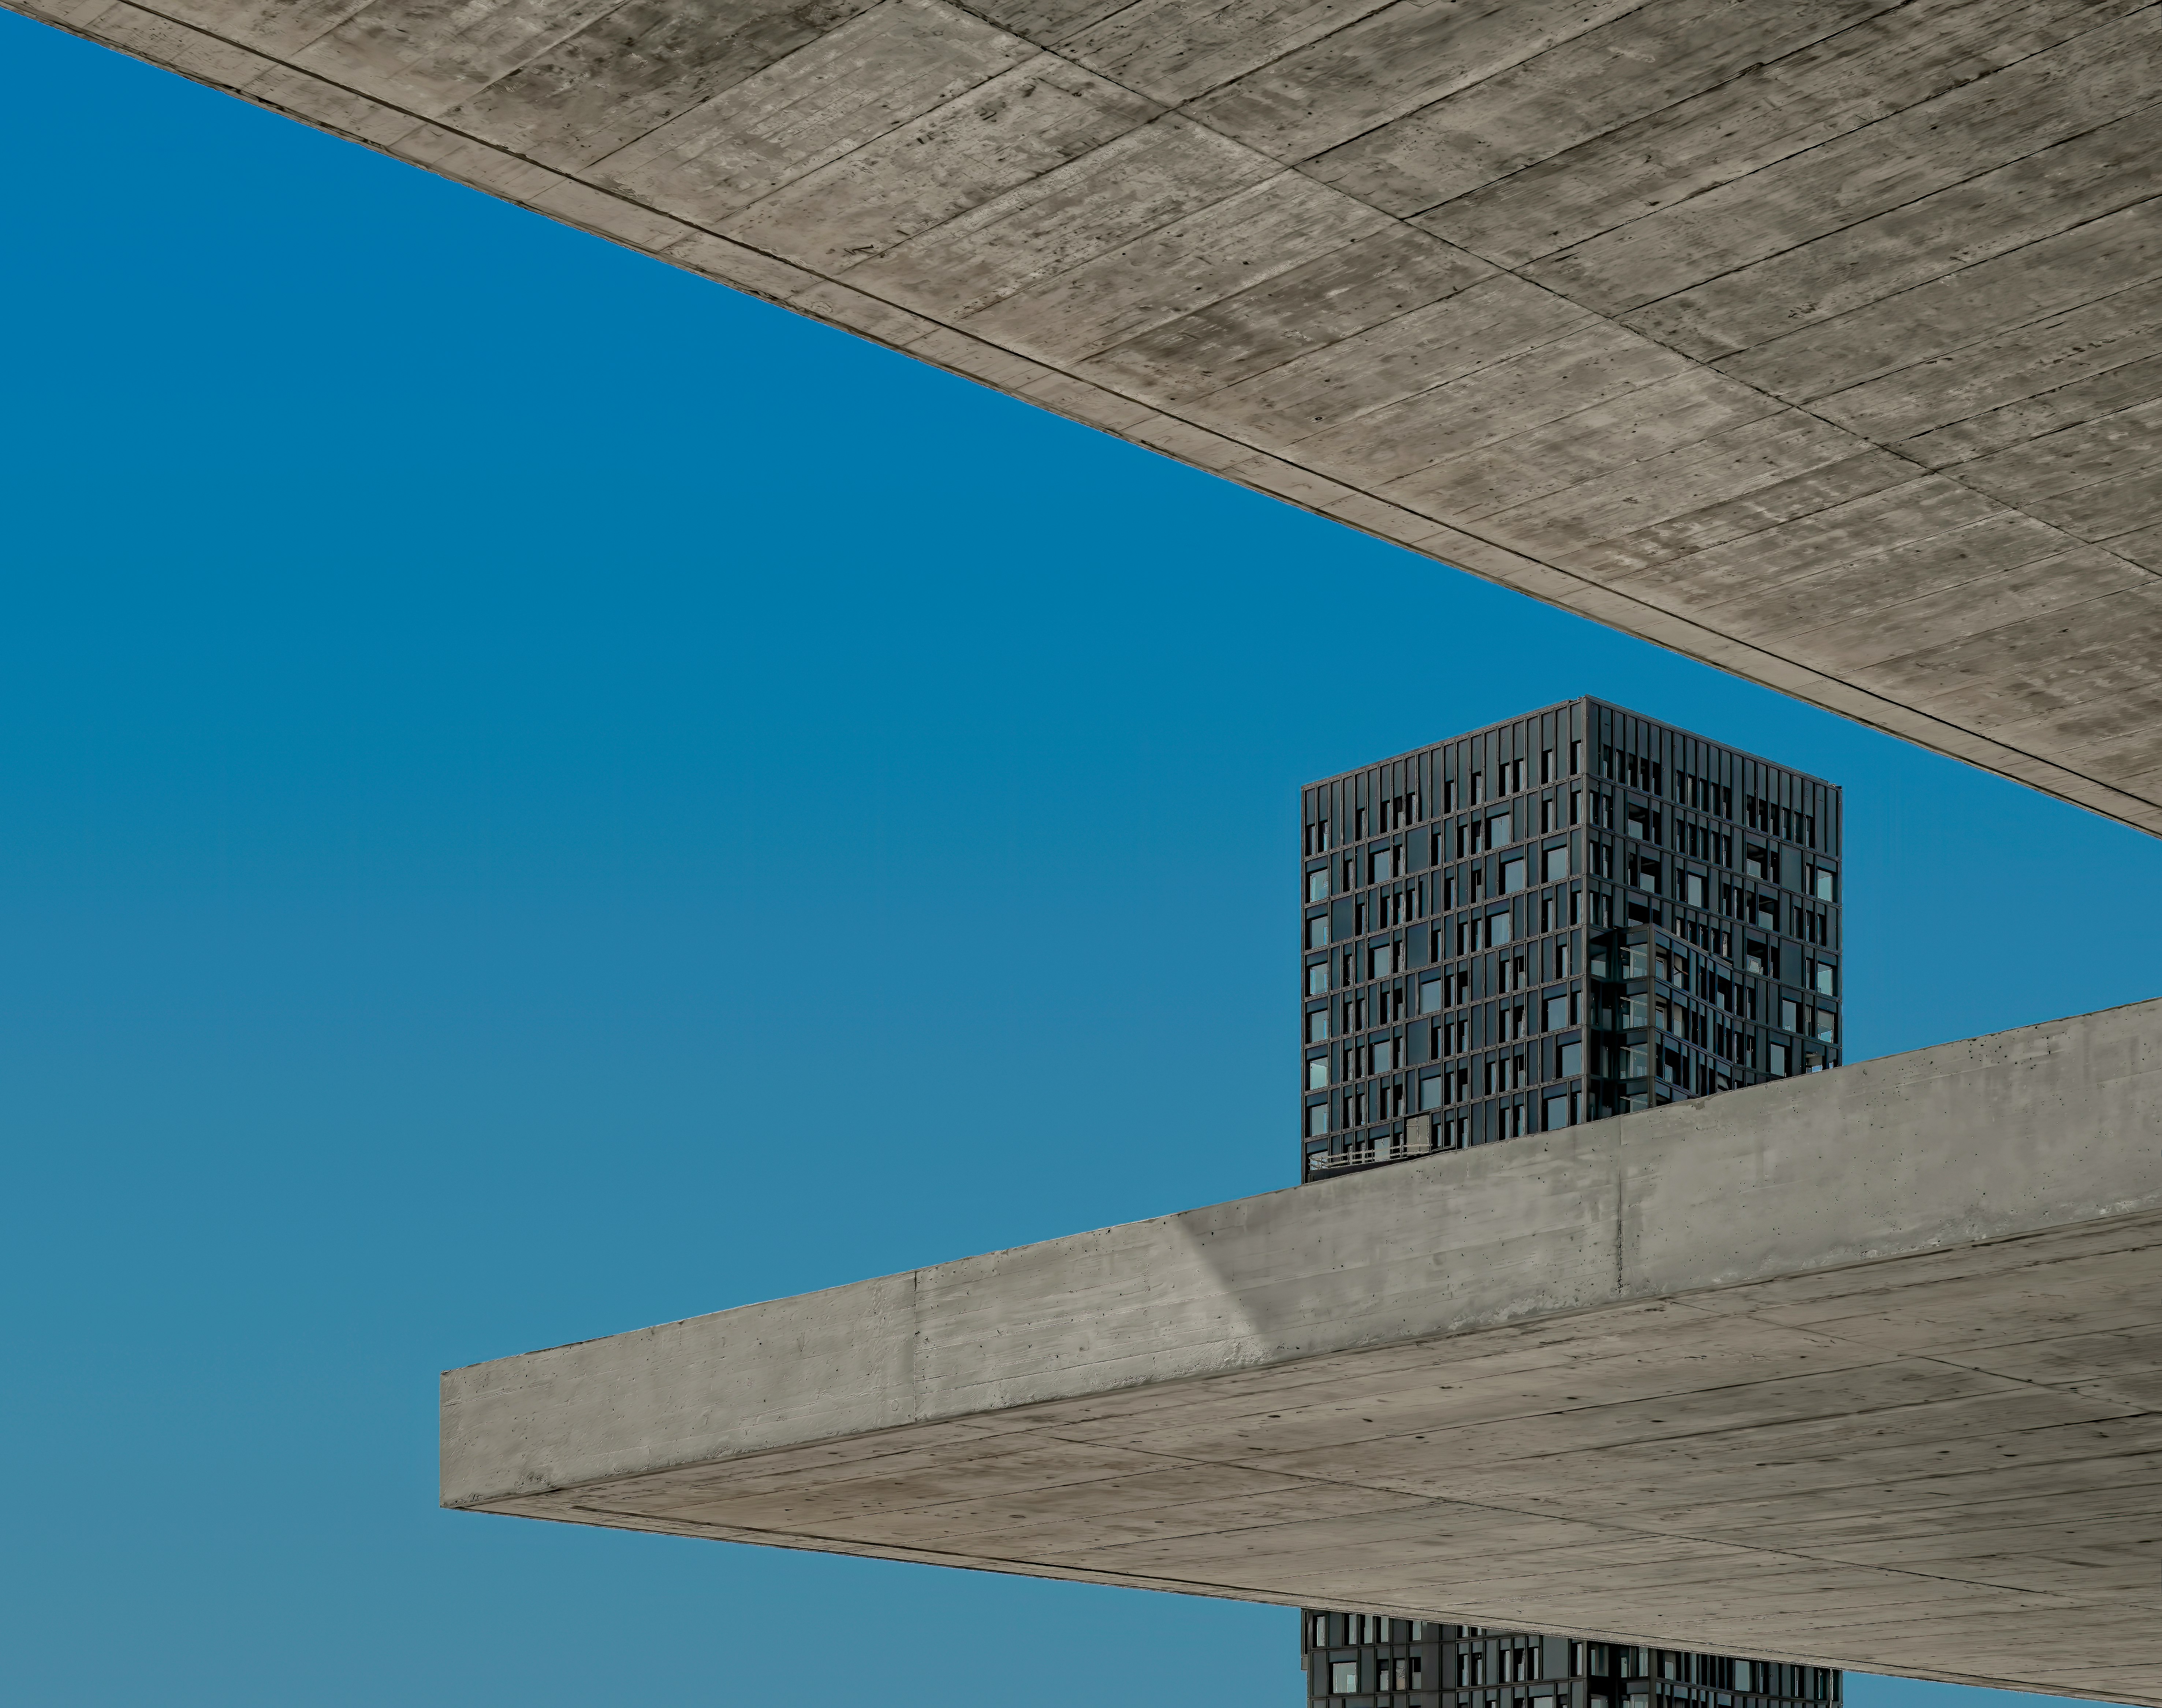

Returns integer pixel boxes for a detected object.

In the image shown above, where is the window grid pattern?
[1302,699,1841,1179]
[1301,1617,1841,1708]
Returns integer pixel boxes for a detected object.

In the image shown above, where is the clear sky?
[2,14,2155,1708]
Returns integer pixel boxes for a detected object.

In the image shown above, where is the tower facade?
[1300,698,1842,1179]
[1300,1618,1841,1708]
[1295,702,1845,1708]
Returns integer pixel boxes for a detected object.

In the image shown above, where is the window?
[1489,808,1513,846]
[1543,842,1569,882]
[1501,855,1527,893]
[1540,747,1555,784]
[1814,1009,1837,1043]
[1307,867,1328,902]
[1744,939,1771,977]
[1780,996,1800,1033]
[1683,871,1706,908]
[1636,858,1661,892]
[1307,1055,1331,1089]
[1306,1008,1330,1043]
[1768,1040,1790,1077]
[1417,976,1442,1014]
[1419,1072,1443,1111]
[1305,914,1330,949]
[1371,1037,1399,1073]
[1744,843,1770,880]
[1331,1661,1360,1694]
[1558,1038,1583,1077]
[1369,942,1401,977]
[1544,991,1574,1030]
[1815,961,1837,996]
[1307,961,1329,995]
[1814,866,1837,901]
[1305,1101,1331,1136]
[1487,909,1513,946]
[1370,846,1400,883]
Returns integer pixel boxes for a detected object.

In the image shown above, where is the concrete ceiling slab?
[16,0,2162,832]
[443,999,2162,1702]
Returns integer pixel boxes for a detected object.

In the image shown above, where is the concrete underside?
[444,999,2162,1703]
[15,0,2162,834]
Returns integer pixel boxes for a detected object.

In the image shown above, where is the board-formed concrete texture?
[13,0,2162,834]
[443,998,2162,1704]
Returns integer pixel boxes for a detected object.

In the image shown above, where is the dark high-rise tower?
[1298,1618,1842,1708]
[1299,698,1842,1180]
[1294,702,1844,1708]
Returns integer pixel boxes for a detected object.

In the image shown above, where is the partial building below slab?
[443,997,2162,1706]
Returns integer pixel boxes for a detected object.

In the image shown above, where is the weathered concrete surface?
[445,998,2162,1702]
[15,0,2162,834]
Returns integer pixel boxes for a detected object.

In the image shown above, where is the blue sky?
[1,13,2154,1707]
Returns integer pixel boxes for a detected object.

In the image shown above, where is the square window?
[1501,855,1527,893]
[1418,1072,1443,1111]
[1306,1008,1330,1043]
[1814,868,1837,902]
[1307,868,1329,902]
[1369,942,1401,978]
[1305,1101,1331,1136]
[1307,961,1329,995]
[1544,843,1569,882]
[1369,847,1399,883]
[1487,909,1513,946]
[1683,871,1706,908]
[1544,992,1573,1031]
[1636,858,1662,892]
[1768,1040,1790,1077]
[1558,1039,1583,1077]
[1815,962,1837,996]
[1544,1091,1574,1130]
[1417,976,1442,1014]
[1305,914,1330,949]
[1332,1662,1361,1694]
[1307,1055,1330,1089]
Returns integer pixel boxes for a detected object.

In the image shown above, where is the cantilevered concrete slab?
[444,998,2162,1703]
[15,0,2162,834]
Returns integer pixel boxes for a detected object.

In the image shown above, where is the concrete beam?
[444,999,2162,1703]
[12,0,2162,835]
